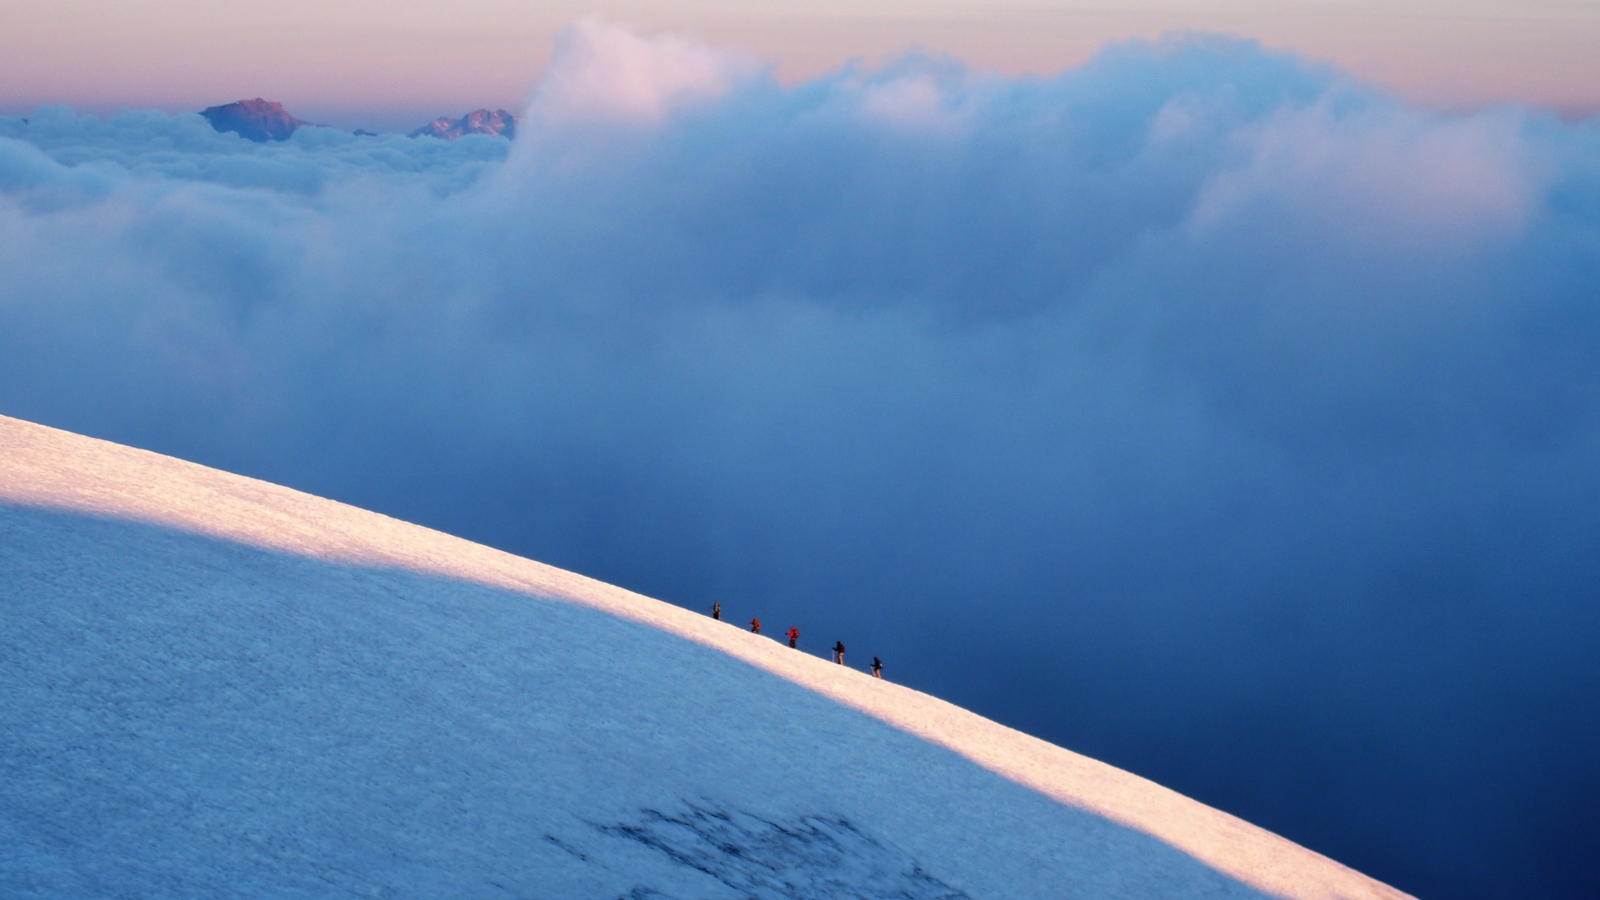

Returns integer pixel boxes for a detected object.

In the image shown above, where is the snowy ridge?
[0,413,1412,900]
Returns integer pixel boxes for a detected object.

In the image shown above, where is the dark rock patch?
[595,804,972,900]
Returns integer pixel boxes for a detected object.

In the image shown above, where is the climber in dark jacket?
[712,602,721,621]
[833,641,845,665]
[872,657,882,679]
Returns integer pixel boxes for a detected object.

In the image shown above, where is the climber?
[787,627,799,648]
[872,657,882,679]
[751,617,761,635]
[833,641,845,665]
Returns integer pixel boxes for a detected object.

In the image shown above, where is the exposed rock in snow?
[593,805,971,899]
[0,414,1412,900]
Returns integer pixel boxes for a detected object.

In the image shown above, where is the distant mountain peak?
[200,98,313,143]
[410,108,519,141]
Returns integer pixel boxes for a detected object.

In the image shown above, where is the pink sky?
[3,0,1597,129]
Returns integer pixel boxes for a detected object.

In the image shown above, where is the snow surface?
[0,413,1412,900]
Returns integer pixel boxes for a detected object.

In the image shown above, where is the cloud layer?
[3,22,1599,899]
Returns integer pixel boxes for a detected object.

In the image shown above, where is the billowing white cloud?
[1189,101,1536,244]
[528,18,762,124]
[2,22,1598,900]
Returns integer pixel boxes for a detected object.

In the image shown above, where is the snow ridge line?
[0,414,1411,900]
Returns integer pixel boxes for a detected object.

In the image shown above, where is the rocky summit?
[200,99,311,143]
[410,108,519,140]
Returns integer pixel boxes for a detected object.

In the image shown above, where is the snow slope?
[0,413,1413,900]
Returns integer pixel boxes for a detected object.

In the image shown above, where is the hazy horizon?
[4,2,1600,128]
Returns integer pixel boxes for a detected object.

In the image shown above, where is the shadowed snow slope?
[0,414,1410,900]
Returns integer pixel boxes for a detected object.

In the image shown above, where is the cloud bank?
[3,22,1599,899]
